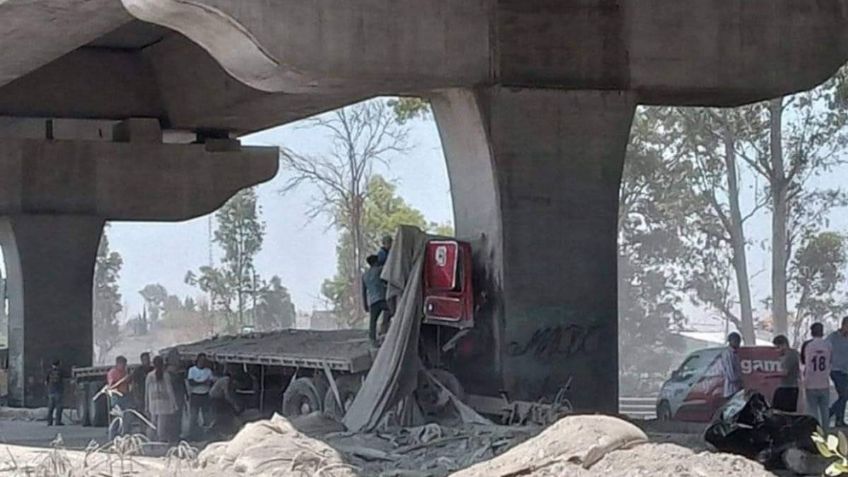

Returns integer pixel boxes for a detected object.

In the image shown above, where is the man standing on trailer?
[362,254,388,347]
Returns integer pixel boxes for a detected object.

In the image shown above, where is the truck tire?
[323,375,362,421]
[281,377,323,417]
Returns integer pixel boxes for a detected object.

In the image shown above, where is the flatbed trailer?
[72,328,376,425]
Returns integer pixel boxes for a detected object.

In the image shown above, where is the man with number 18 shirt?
[803,322,832,434]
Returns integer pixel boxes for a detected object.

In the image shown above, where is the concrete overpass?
[0,0,846,408]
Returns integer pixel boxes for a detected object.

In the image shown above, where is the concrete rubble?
[0,412,784,477]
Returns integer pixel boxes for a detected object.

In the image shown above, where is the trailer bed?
[163,329,374,374]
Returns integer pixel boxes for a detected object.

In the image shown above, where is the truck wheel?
[323,375,363,420]
[281,377,323,417]
[657,400,673,421]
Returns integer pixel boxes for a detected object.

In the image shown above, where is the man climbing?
[362,254,388,347]
[377,235,392,266]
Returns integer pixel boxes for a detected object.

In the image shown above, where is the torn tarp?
[343,226,491,432]
[343,226,429,432]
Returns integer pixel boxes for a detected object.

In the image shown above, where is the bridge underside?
[1,0,847,406]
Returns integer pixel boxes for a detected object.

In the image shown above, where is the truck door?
[422,240,474,328]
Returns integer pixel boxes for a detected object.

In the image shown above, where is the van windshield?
[675,349,722,381]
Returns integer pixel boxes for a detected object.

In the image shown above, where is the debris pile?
[452,415,775,477]
[324,422,538,476]
[199,413,357,476]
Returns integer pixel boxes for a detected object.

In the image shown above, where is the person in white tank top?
[803,322,832,434]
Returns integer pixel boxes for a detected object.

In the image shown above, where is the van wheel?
[657,400,672,421]
[281,377,323,417]
[323,375,363,421]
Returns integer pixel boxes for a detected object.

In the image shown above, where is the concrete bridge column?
[0,215,104,406]
[0,119,279,406]
[433,88,636,413]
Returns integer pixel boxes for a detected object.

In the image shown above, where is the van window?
[675,349,721,381]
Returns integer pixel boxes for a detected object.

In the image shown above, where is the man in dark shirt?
[772,334,801,412]
[362,255,388,346]
[377,235,392,266]
[45,359,64,426]
[130,352,152,411]
[129,352,152,433]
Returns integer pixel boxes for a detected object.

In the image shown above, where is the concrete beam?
[120,0,847,107]
[121,0,492,94]
[0,137,279,220]
[0,0,131,88]
[497,0,848,106]
[0,48,164,120]
[433,87,635,412]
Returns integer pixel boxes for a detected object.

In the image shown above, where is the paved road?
[0,421,107,450]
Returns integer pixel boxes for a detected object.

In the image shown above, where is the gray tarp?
[343,225,429,432]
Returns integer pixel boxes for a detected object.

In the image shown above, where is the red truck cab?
[422,239,474,329]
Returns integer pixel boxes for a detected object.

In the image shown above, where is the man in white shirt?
[186,353,215,439]
[804,322,833,435]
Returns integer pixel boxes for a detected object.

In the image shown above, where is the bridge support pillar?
[0,215,104,406]
[0,120,278,406]
[433,87,635,413]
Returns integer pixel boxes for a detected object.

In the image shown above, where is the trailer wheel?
[281,377,323,417]
[323,375,362,420]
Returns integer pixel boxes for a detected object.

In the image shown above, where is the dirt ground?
[0,413,790,477]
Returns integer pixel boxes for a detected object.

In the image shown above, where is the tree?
[388,97,430,124]
[789,232,848,345]
[618,108,693,393]
[658,106,766,344]
[280,99,410,327]
[734,70,848,335]
[139,283,168,330]
[93,226,123,363]
[254,276,296,331]
[186,187,266,333]
[321,175,446,327]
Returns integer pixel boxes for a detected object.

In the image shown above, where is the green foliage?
[93,225,123,363]
[388,97,431,124]
[186,188,265,333]
[322,175,449,327]
[790,232,848,344]
[812,429,848,475]
[139,283,167,326]
[618,108,693,394]
[255,276,296,331]
[280,99,412,327]
[185,188,296,334]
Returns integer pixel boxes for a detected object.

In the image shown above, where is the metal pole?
[260,365,265,414]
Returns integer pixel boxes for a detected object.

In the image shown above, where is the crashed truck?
[72,226,571,429]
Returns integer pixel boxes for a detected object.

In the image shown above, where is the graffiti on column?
[506,323,605,359]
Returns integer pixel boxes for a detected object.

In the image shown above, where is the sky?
[1,101,848,331]
[106,111,454,318]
